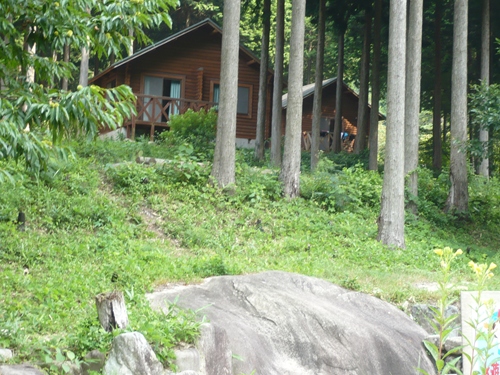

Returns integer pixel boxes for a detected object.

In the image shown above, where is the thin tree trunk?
[478,0,490,178]
[210,0,241,189]
[254,0,271,162]
[443,112,447,143]
[26,43,36,84]
[377,0,407,249]
[310,0,326,172]
[332,31,344,154]
[404,0,424,214]
[280,0,306,198]
[354,10,372,154]
[368,0,383,171]
[94,53,100,76]
[79,8,91,87]
[110,52,116,66]
[270,0,285,167]
[444,0,469,213]
[433,0,443,171]
[62,44,70,91]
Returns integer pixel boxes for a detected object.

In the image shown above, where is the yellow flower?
[488,273,494,279]
[489,263,497,271]
[434,249,443,256]
[455,249,463,256]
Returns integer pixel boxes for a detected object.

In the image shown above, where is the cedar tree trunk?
[368,0,383,171]
[445,0,469,213]
[270,0,285,167]
[280,0,306,198]
[404,0,424,214]
[354,10,372,154]
[254,0,271,161]
[478,0,490,178]
[332,31,344,154]
[210,0,241,189]
[310,0,326,172]
[377,0,407,249]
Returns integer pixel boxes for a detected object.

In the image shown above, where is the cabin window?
[211,82,252,116]
[143,75,183,121]
[106,79,116,89]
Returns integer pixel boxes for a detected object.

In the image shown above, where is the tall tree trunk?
[478,0,490,178]
[404,0,424,214]
[332,31,345,154]
[368,0,383,171]
[432,0,443,170]
[354,10,372,154]
[110,52,116,66]
[310,0,326,172]
[210,0,241,189]
[254,0,271,161]
[445,0,469,213]
[62,44,70,91]
[280,0,306,198]
[377,0,407,249]
[270,0,285,167]
[128,27,134,56]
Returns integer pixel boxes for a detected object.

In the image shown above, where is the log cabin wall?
[92,23,273,141]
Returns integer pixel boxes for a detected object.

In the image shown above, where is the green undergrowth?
[1,138,499,370]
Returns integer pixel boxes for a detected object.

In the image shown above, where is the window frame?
[140,72,186,98]
[210,79,253,118]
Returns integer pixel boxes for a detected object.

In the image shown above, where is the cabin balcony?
[117,94,217,141]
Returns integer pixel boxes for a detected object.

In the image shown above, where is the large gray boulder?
[103,332,164,375]
[147,271,434,375]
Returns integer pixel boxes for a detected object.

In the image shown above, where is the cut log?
[95,291,129,332]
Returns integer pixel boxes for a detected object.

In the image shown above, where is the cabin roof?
[90,18,272,84]
[282,78,386,120]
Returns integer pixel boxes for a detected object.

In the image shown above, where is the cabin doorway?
[143,75,182,122]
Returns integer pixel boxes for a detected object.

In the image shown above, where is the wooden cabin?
[282,78,385,152]
[90,19,274,148]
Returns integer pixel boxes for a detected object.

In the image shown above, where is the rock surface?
[0,364,45,375]
[174,348,200,373]
[411,304,460,336]
[82,349,106,375]
[0,349,13,361]
[148,271,434,375]
[103,332,164,375]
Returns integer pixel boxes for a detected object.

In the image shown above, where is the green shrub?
[162,108,217,153]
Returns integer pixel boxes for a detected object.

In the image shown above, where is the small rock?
[39,361,82,375]
[0,364,45,375]
[174,348,200,373]
[411,304,460,336]
[82,349,106,375]
[103,332,164,375]
[444,336,463,354]
[424,334,440,348]
[0,348,13,361]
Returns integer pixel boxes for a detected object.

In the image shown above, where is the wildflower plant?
[418,247,464,375]
[463,261,499,375]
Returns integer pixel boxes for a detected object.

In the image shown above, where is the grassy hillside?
[1,137,499,369]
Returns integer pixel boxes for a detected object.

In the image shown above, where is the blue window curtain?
[170,80,181,116]
[213,84,220,111]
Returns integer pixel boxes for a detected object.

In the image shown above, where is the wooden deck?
[123,94,217,140]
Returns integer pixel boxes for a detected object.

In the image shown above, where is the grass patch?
[1,138,499,369]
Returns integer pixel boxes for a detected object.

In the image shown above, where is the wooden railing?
[124,94,217,140]
[301,131,355,153]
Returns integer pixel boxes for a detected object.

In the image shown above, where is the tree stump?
[95,291,129,332]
